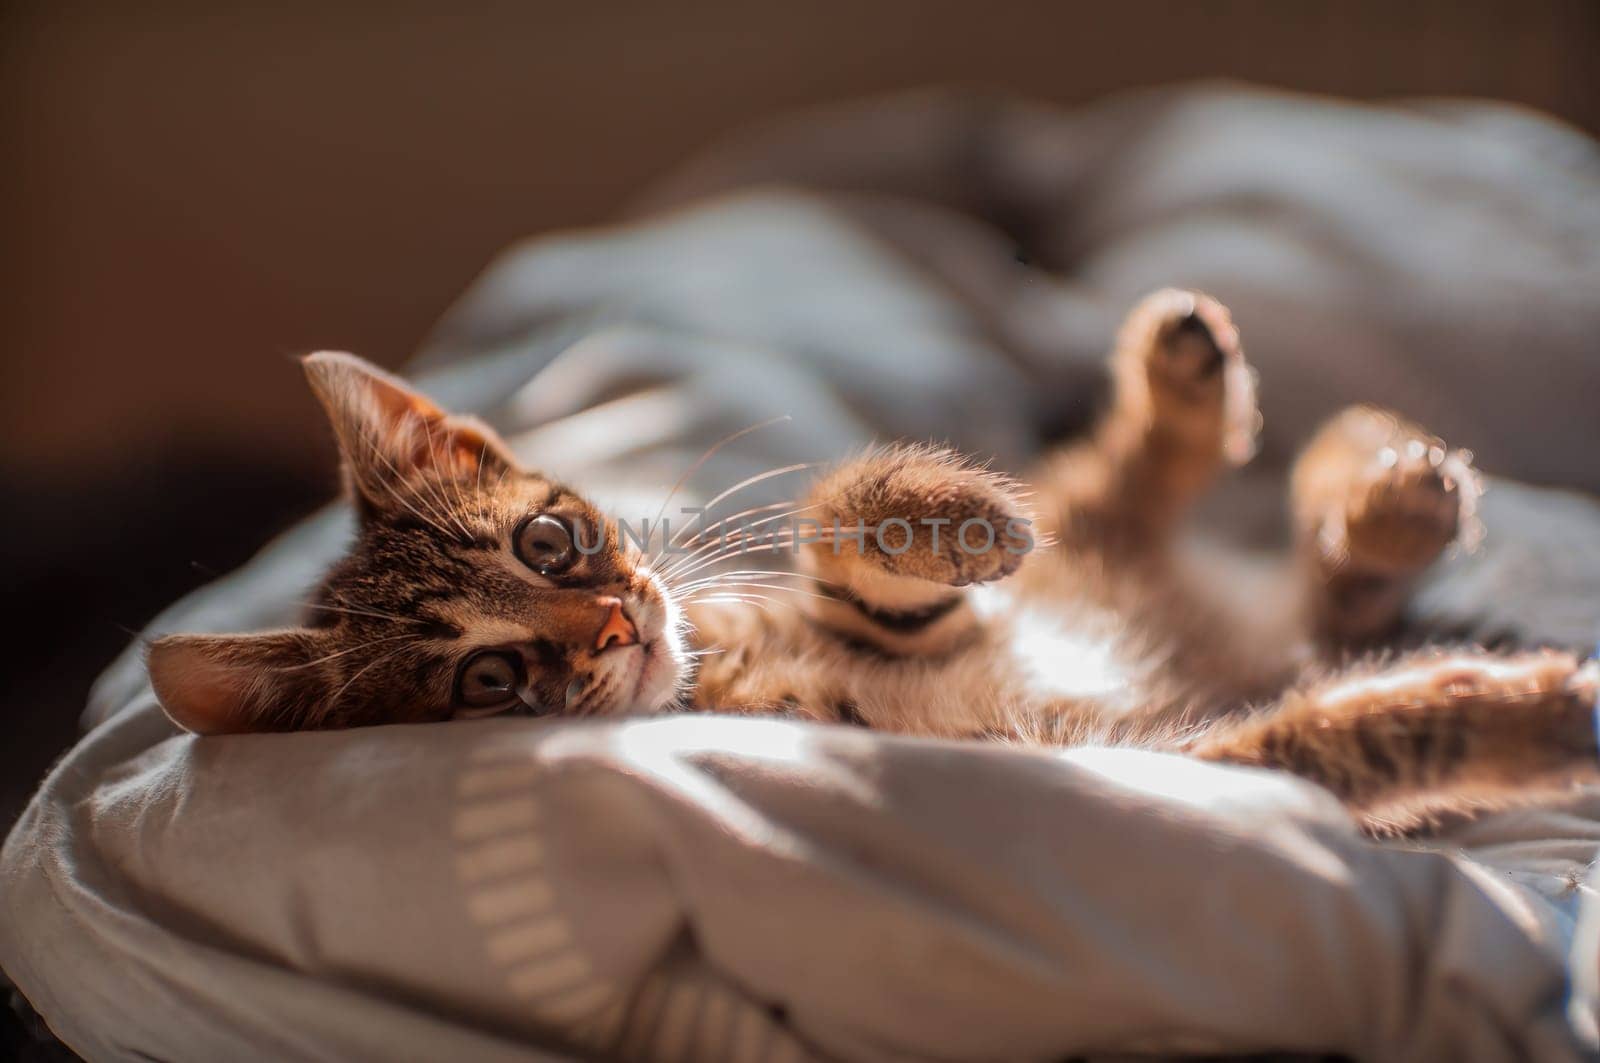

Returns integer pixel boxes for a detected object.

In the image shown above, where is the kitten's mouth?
[618,583,684,712]
[570,638,676,718]
[628,635,680,709]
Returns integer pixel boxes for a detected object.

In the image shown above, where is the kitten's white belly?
[972,585,1149,717]
[841,586,1150,736]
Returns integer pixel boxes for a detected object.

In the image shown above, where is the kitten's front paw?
[1114,288,1259,466]
[805,445,1031,588]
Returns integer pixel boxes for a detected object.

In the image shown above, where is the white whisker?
[298,601,416,625]
[687,593,778,615]
[696,462,822,520]
[662,530,871,584]
[681,580,836,605]
[353,424,458,539]
[646,414,793,561]
[669,497,800,550]
[282,631,420,672]
[656,501,830,581]
[473,441,490,528]
[326,642,415,706]
[422,419,475,541]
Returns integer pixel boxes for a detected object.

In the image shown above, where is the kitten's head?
[148,353,686,734]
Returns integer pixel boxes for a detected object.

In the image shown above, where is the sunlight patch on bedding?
[615,713,813,766]
[1060,747,1350,825]
[452,795,541,840]
[611,716,823,858]
[456,836,545,883]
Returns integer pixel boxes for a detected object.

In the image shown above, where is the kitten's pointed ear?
[301,351,516,515]
[148,631,332,735]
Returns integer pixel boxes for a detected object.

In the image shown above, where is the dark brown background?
[3,0,1597,828]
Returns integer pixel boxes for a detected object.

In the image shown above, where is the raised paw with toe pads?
[1113,288,1261,467]
[804,445,1032,590]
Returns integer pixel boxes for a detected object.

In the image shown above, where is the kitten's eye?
[515,514,576,573]
[456,651,522,709]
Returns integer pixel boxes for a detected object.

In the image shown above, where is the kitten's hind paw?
[1345,438,1478,573]
[1301,406,1481,577]
[1113,288,1260,467]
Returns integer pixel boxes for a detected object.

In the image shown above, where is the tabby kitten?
[148,290,1600,830]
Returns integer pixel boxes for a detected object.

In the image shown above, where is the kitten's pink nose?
[593,597,638,653]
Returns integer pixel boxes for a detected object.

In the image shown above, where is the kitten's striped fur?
[148,290,1600,831]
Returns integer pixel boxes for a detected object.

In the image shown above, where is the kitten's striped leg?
[797,445,1028,656]
[1190,649,1600,827]
[1028,289,1258,555]
[1291,406,1480,650]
